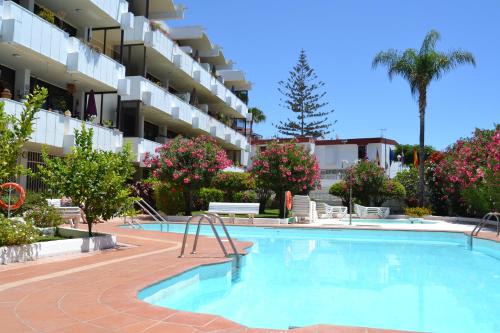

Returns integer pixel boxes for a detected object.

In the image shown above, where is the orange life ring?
[0,183,26,211]
[285,191,292,211]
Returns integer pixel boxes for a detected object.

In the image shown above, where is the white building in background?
[0,0,252,190]
[251,137,404,198]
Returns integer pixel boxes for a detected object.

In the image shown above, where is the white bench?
[208,202,260,224]
[46,199,81,228]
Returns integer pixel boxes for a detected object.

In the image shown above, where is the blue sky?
[169,0,500,150]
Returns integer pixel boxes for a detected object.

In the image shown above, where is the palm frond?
[372,49,400,70]
[447,50,476,67]
[420,30,440,55]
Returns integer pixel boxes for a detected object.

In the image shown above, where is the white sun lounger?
[316,202,348,218]
[354,204,390,218]
[46,199,81,228]
[292,195,318,223]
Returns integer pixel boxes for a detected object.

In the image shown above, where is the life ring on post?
[0,183,26,211]
[285,191,293,211]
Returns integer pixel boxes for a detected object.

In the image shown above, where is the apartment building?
[0,0,252,190]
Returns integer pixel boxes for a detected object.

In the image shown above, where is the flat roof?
[252,137,398,146]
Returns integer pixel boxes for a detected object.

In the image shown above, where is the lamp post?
[342,160,352,225]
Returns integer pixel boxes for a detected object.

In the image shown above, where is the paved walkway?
[1,220,496,333]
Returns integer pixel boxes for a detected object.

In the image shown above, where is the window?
[30,77,73,113]
[144,121,159,142]
[26,151,55,193]
[358,145,367,160]
[0,64,15,92]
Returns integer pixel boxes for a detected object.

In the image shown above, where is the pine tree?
[275,50,335,138]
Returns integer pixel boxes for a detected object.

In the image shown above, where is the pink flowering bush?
[433,126,499,216]
[250,140,320,217]
[144,136,232,215]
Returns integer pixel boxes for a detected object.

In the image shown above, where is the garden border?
[0,227,116,264]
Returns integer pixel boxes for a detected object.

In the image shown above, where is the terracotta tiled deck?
[1,220,497,333]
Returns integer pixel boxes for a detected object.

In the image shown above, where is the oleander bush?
[0,218,38,246]
[250,140,321,218]
[404,207,432,218]
[429,126,499,217]
[144,136,232,215]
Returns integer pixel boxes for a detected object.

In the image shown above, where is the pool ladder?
[468,212,500,248]
[179,213,241,266]
[130,198,168,231]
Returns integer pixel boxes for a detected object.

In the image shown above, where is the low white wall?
[0,228,116,265]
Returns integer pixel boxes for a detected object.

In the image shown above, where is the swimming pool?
[138,224,500,332]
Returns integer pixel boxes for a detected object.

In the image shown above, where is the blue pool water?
[137,224,500,332]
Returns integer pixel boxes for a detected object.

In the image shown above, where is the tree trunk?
[183,190,192,216]
[86,211,93,238]
[418,89,426,207]
[277,190,286,218]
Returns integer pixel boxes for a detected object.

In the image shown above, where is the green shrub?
[196,188,224,210]
[329,181,349,207]
[155,183,185,215]
[404,207,432,217]
[394,168,419,207]
[211,172,255,201]
[24,204,64,228]
[0,218,39,246]
[373,180,406,206]
[233,190,257,203]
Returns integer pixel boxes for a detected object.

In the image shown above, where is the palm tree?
[372,30,475,206]
[248,107,266,135]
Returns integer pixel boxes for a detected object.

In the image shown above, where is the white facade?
[251,138,400,191]
[0,0,252,190]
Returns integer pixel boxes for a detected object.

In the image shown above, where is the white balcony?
[0,1,125,90]
[1,98,123,153]
[124,137,162,165]
[33,0,129,28]
[123,16,248,117]
[0,0,69,65]
[89,0,129,24]
[120,76,248,150]
[67,38,126,90]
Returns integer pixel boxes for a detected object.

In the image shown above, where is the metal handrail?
[179,214,240,264]
[206,213,240,260]
[471,212,500,237]
[134,198,167,232]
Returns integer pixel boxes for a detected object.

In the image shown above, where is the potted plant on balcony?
[36,7,55,25]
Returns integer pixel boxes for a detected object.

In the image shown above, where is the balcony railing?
[1,1,69,65]
[1,98,123,153]
[67,38,126,89]
[1,1,125,90]
[90,0,129,24]
[124,137,162,164]
[121,76,248,149]
[124,16,248,116]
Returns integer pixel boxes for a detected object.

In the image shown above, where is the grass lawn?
[35,235,67,242]
[190,209,284,218]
